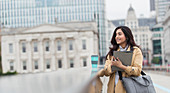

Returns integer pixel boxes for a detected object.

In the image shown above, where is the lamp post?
[94,12,102,65]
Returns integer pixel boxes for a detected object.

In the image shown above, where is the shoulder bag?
[119,71,156,93]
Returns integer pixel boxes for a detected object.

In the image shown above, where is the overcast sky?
[106,0,150,20]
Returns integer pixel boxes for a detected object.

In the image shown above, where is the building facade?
[163,6,170,65]
[150,0,156,11]
[106,20,115,56]
[111,18,156,30]
[0,0,106,58]
[1,22,99,73]
[151,23,165,65]
[155,0,170,23]
[125,5,153,64]
[111,19,125,27]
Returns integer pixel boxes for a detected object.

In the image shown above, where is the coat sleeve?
[124,48,143,76]
[97,55,115,77]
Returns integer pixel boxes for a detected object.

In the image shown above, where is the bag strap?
[130,46,134,51]
[118,71,122,80]
[141,70,146,75]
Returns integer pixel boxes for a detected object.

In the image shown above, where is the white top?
[114,45,129,86]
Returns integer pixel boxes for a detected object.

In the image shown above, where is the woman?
[97,26,143,93]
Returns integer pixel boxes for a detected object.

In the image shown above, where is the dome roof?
[126,4,137,20]
[128,4,134,11]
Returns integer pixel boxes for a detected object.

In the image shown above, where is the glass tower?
[155,0,170,23]
[0,0,107,57]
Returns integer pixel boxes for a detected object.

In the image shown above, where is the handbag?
[119,71,156,93]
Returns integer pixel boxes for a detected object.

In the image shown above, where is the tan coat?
[97,46,143,93]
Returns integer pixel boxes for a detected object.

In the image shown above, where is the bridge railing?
[77,65,106,93]
[79,65,170,93]
[143,66,170,72]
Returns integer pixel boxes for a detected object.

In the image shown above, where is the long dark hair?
[106,26,140,58]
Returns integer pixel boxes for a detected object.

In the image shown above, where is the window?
[119,21,121,25]
[83,58,87,67]
[33,41,38,52]
[23,61,27,70]
[82,40,86,50]
[70,59,74,68]
[34,60,38,70]
[57,40,61,51]
[153,40,162,54]
[58,59,62,68]
[68,40,73,50]
[10,61,14,71]
[22,42,26,53]
[45,41,50,51]
[9,43,13,53]
[46,59,50,69]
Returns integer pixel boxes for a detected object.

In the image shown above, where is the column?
[161,35,165,66]
[50,37,56,70]
[74,36,80,68]
[62,37,67,69]
[27,39,32,72]
[15,40,21,73]
[39,38,44,72]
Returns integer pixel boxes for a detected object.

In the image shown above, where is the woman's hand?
[111,56,127,70]
[111,56,122,68]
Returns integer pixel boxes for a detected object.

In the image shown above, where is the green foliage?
[0,70,17,76]
[152,57,160,64]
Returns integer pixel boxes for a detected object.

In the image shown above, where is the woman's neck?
[120,43,127,49]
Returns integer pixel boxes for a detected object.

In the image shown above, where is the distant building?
[111,18,156,30]
[111,19,125,27]
[1,22,99,73]
[150,0,156,11]
[151,23,165,65]
[163,6,170,65]
[106,20,116,54]
[0,0,107,60]
[155,0,170,23]
[125,5,153,64]
[138,18,157,30]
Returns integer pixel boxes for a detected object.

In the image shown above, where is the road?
[145,71,170,93]
[0,67,169,93]
[100,71,170,93]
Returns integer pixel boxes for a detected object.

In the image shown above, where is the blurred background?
[0,0,170,93]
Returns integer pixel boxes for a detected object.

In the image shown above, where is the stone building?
[106,20,116,53]
[1,21,99,73]
[125,5,153,64]
[151,23,165,65]
[163,6,170,65]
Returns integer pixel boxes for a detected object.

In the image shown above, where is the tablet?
[111,51,133,71]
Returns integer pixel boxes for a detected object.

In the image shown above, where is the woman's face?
[115,29,127,45]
